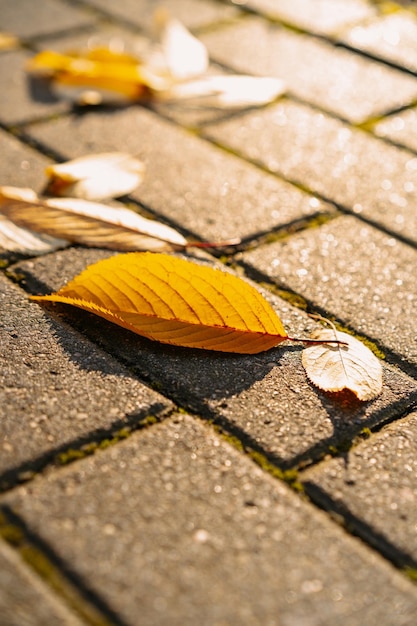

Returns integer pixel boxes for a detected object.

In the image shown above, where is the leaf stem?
[286,336,348,347]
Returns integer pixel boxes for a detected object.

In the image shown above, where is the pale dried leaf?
[302,329,383,401]
[45,152,146,200]
[160,75,286,108]
[155,10,208,80]
[0,186,187,251]
[0,215,68,255]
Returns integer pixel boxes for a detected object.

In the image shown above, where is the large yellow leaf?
[31,252,290,353]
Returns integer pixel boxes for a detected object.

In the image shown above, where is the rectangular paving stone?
[13,247,417,466]
[82,0,240,31]
[200,16,417,123]
[0,50,69,125]
[341,11,417,72]
[0,540,84,626]
[373,107,417,153]
[204,98,417,244]
[0,128,51,192]
[244,0,376,35]
[241,215,417,373]
[23,107,331,243]
[3,414,417,626]
[0,0,95,40]
[302,410,417,566]
[0,272,172,485]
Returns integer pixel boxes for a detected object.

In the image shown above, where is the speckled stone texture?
[245,0,376,35]
[0,272,172,483]
[204,99,417,244]
[3,415,417,626]
[200,16,417,122]
[302,411,417,565]
[241,215,417,373]
[23,108,331,242]
[0,540,84,626]
[1,0,417,623]
[11,247,417,466]
[342,11,417,72]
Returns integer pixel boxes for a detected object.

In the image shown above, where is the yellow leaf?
[0,186,187,251]
[31,252,289,353]
[45,152,146,200]
[302,329,383,401]
[26,49,152,99]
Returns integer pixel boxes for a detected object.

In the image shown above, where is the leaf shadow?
[21,265,415,470]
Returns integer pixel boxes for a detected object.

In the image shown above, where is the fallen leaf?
[154,9,208,81]
[0,186,187,251]
[302,329,383,400]
[26,48,154,100]
[31,251,290,353]
[26,14,285,108]
[0,32,19,51]
[0,215,68,255]
[45,152,146,200]
[159,75,286,108]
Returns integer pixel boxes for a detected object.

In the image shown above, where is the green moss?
[213,426,244,452]
[404,567,417,582]
[56,448,86,465]
[359,427,372,439]
[4,269,25,284]
[139,415,158,427]
[55,417,161,466]
[259,282,308,311]
[333,323,386,360]
[0,259,9,269]
[248,450,304,492]
[0,523,24,546]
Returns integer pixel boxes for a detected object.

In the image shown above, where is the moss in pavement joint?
[209,422,303,491]
[404,567,417,583]
[332,322,386,360]
[4,269,26,284]
[248,449,304,492]
[56,417,160,466]
[0,510,112,626]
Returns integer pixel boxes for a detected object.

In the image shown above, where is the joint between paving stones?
[0,506,124,626]
[302,480,417,574]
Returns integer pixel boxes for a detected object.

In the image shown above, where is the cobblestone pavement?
[1,1,417,624]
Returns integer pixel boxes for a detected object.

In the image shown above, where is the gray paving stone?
[342,11,417,72]
[3,414,417,626]
[82,0,239,31]
[0,540,84,626]
[0,128,51,192]
[13,247,417,465]
[200,16,417,123]
[373,107,417,153]
[204,98,417,244]
[0,0,95,40]
[0,272,172,483]
[244,0,376,35]
[302,410,417,565]
[0,50,69,125]
[23,107,331,242]
[241,215,417,373]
